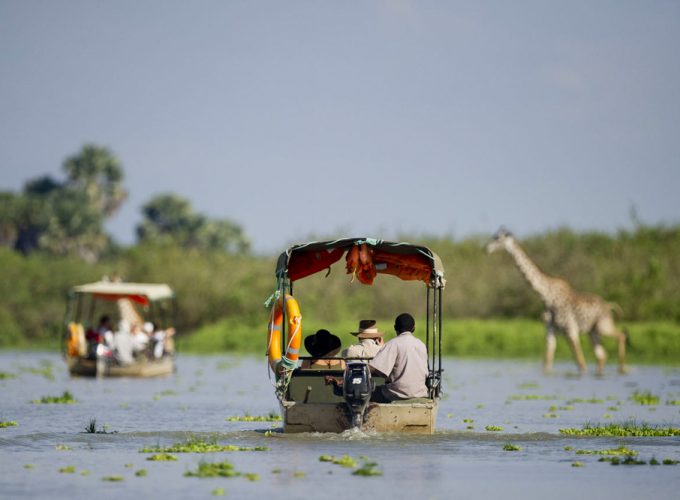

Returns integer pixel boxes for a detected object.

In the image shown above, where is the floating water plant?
[559,422,680,437]
[574,446,637,456]
[184,460,240,478]
[543,413,559,419]
[58,466,76,474]
[212,488,226,496]
[566,397,604,404]
[667,400,680,406]
[146,453,178,461]
[0,371,16,379]
[602,456,646,465]
[55,444,71,451]
[226,411,281,422]
[293,471,305,478]
[33,391,76,404]
[571,461,584,467]
[630,391,660,405]
[485,425,504,432]
[332,455,358,468]
[0,421,18,428]
[135,469,148,477]
[102,475,124,481]
[507,394,558,401]
[352,460,383,476]
[517,382,539,389]
[463,419,474,423]
[503,444,522,451]
[662,459,679,465]
[140,438,268,453]
[80,470,91,476]
[319,455,334,462]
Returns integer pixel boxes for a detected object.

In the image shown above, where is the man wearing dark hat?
[301,329,345,369]
[342,320,385,359]
[368,313,428,403]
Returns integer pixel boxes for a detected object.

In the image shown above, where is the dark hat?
[304,329,341,358]
[351,320,385,339]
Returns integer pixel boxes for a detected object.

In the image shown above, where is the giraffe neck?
[505,240,552,302]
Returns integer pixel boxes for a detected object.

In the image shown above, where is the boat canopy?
[71,281,175,305]
[275,237,445,287]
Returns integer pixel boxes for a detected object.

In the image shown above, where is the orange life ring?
[267,294,302,372]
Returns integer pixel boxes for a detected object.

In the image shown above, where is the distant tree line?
[0,144,250,261]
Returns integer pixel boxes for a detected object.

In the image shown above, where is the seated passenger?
[131,323,150,357]
[86,315,113,358]
[342,320,385,360]
[301,329,345,369]
[369,313,428,403]
[144,322,176,359]
[113,319,135,365]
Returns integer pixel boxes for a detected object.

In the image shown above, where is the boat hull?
[66,356,174,378]
[280,399,438,434]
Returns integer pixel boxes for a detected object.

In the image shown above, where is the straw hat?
[304,329,341,358]
[351,320,384,339]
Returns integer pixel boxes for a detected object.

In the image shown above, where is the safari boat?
[63,281,177,377]
[267,238,445,434]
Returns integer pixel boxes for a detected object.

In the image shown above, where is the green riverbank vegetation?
[2,150,680,364]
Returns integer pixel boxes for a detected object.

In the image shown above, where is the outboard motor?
[342,362,373,428]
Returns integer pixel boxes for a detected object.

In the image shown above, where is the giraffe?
[485,228,627,375]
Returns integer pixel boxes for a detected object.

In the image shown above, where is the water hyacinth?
[146,453,178,461]
[225,411,281,422]
[559,422,680,437]
[503,444,522,451]
[0,421,18,428]
[140,438,268,453]
[184,460,258,480]
[630,391,660,405]
[574,446,637,456]
[485,425,504,432]
[32,391,76,404]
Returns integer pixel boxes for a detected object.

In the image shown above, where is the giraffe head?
[485,227,515,254]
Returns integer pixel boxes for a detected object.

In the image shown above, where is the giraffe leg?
[566,325,587,374]
[543,322,557,375]
[588,330,606,377]
[616,330,628,374]
[596,316,627,375]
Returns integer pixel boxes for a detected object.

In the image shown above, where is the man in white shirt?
[369,313,428,403]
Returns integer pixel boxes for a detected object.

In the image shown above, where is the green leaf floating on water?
[226,411,281,422]
[0,421,18,428]
[146,453,178,461]
[32,391,76,404]
[559,422,680,437]
[140,438,268,453]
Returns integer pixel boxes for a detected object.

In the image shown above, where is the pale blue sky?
[1,1,678,253]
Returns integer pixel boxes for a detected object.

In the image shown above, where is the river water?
[1,351,679,499]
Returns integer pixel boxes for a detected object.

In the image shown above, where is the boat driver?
[368,313,429,403]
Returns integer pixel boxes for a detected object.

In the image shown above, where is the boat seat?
[287,369,386,404]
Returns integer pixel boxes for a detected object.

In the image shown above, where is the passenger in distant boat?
[342,320,385,360]
[86,315,114,358]
[113,319,135,365]
[368,313,428,403]
[130,323,150,357]
[96,315,115,348]
[301,329,345,369]
[145,322,176,359]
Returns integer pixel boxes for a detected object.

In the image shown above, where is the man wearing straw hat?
[343,320,385,360]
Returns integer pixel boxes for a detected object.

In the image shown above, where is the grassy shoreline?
[5,318,679,364]
[176,318,680,364]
